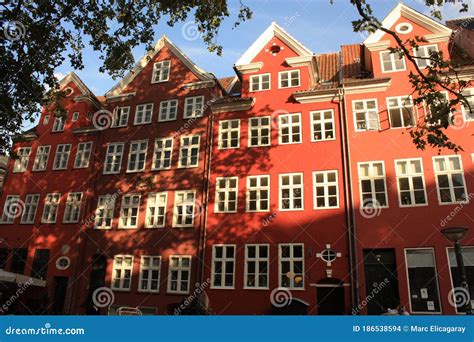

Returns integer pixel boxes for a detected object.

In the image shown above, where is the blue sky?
[55,0,473,96]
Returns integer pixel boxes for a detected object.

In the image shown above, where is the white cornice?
[365,40,390,52]
[343,80,391,94]
[425,32,452,43]
[211,98,255,113]
[234,62,264,74]
[105,92,136,103]
[182,80,216,90]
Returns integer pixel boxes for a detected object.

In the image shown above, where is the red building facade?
[0,3,472,315]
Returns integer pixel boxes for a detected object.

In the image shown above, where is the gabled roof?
[58,72,95,96]
[446,17,474,31]
[235,22,313,66]
[106,35,214,97]
[364,3,452,45]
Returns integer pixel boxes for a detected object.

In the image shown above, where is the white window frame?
[310,109,336,142]
[278,113,302,145]
[152,60,171,83]
[218,120,240,149]
[248,116,271,147]
[423,91,450,125]
[41,193,61,224]
[145,192,167,228]
[13,147,31,173]
[167,255,192,294]
[313,170,339,209]
[386,95,416,128]
[461,88,474,122]
[71,111,79,122]
[152,137,173,170]
[246,175,270,212]
[111,255,134,291]
[211,244,236,289]
[119,194,141,229]
[32,146,51,172]
[94,195,116,229]
[432,155,468,205]
[278,243,304,289]
[358,161,389,208]
[111,106,130,128]
[158,99,178,122]
[134,103,154,125]
[413,44,438,68]
[353,99,380,131]
[52,115,66,132]
[172,190,196,228]
[103,143,124,175]
[249,73,271,92]
[184,96,205,119]
[63,192,83,223]
[178,135,200,168]
[43,115,50,125]
[394,158,428,207]
[380,50,406,73]
[126,140,148,173]
[278,70,300,88]
[53,144,71,170]
[138,256,162,293]
[1,195,20,223]
[20,194,40,224]
[73,141,92,169]
[279,173,304,211]
[244,244,269,290]
[215,177,239,213]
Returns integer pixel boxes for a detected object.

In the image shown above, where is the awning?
[0,269,46,287]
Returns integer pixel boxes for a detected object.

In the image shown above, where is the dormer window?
[152,60,171,83]
[250,73,271,92]
[279,70,300,88]
[380,51,406,73]
[52,115,66,132]
[413,44,438,68]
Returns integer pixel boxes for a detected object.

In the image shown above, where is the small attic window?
[395,23,413,34]
[64,87,74,97]
[265,42,284,56]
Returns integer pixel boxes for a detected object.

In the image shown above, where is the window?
[448,247,474,313]
[395,159,427,207]
[73,142,92,168]
[32,146,50,171]
[112,255,133,291]
[167,255,191,294]
[145,192,167,228]
[94,195,116,229]
[245,244,269,289]
[279,70,300,88]
[247,175,270,212]
[353,99,379,131]
[387,96,416,128]
[72,112,79,122]
[21,194,40,224]
[405,248,441,313]
[139,256,161,293]
[52,115,66,132]
[173,191,196,227]
[215,177,238,213]
[134,103,154,125]
[152,138,173,170]
[41,193,60,223]
[13,147,31,172]
[218,120,240,149]
[1,195,20,223]
[103,143,124,174]
[248,116,271,147]
[53,144,71,170]
[313,170,339,209]
[178,135,200,168]
[152,60,171,83]
[279,244,304,289]
[63,192,82,223]
[461,88,474,121]
[433,155,468,204]
[119,195,141,229]
[425,91,449,125]
[358,161,388,208]
[10,248,28,274]
[43,115,50,125]
[158,99,178,122]
[31,249,50,280]
[279,113,302,144]
[211,245,236,289]
[111,106,130,128]
[127,140,148,172]
[279,173,304,210]
[413,44,438,68]
[311,110,335,141]
[184,96,204,118]
[380,50,406,72]
[250,73,270,92]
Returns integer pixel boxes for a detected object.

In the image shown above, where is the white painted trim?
[393,158,429,208]
[246,175,271,212]
[310,109,336,142]
[210,244,236,289]
[138,255,162,293]
[244,243,270,290]
[312,170,340,210]
[214,177,239,213]
[278,172,305,211]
